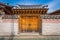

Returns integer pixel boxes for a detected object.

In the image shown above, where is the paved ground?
[0,35,60,40]
[0,33,60,40]
[0,38,60,40]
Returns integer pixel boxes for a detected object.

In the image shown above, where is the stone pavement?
[0,33,60,40]
[0,35,60,40]
[0,33,60,38]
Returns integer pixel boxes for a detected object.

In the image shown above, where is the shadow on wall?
[0,35,15,40]
[0,36,5,40]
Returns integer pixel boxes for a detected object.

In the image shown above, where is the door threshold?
[19,32,40,35]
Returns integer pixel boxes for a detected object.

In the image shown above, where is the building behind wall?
[41,9,60,35]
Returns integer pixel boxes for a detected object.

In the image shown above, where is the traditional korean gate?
[19,16,39,32]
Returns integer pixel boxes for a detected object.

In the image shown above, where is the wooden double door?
[19,16,39,32]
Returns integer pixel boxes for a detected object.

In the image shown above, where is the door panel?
[19,16,38,32]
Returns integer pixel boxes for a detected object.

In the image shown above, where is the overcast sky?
[0,0,60,13]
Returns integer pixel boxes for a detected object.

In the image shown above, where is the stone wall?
[0,15,18,35]
[42,15,60,35]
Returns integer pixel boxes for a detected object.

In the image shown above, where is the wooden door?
[19,16,38,32]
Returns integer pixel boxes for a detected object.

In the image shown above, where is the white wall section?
[42,19,60,35]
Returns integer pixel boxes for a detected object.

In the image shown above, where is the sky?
[0,0,60,13]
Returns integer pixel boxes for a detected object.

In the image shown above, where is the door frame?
[18,14,41,33]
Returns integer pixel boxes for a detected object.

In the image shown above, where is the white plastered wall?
[42,19,60,35]
[0,16,18,35]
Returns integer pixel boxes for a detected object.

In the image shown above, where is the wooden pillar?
[38,15,42,35]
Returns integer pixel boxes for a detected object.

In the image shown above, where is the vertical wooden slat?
[19,16,39,32]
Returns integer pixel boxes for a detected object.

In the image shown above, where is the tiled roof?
[13,5,48,9]
[48,9,60,15]
[0,2,12,7]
